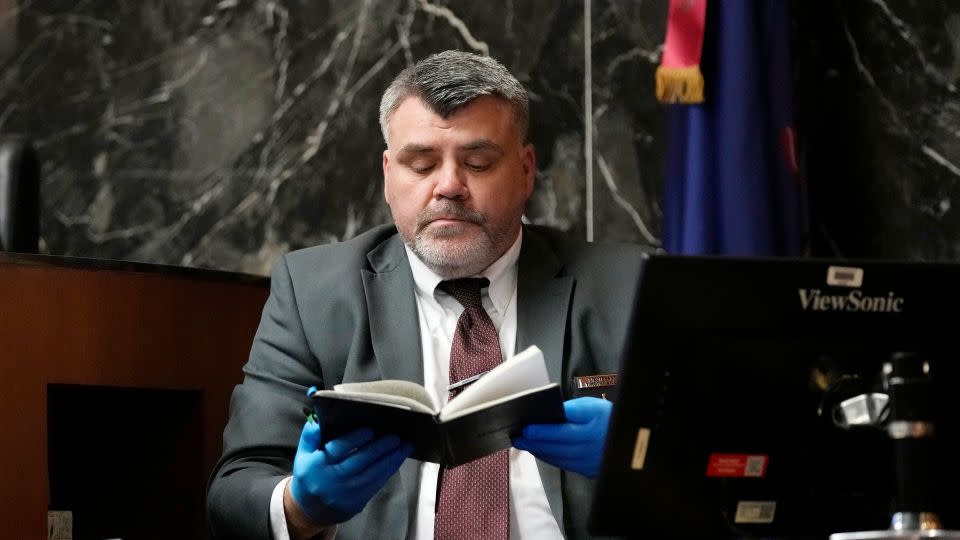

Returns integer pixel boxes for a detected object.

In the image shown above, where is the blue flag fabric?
[663,0,803,256]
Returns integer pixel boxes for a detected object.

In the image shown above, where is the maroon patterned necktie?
[434,278,509,540]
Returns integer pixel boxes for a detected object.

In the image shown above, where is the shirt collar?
[405,229,522,314]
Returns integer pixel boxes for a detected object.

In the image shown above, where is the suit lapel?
[515,226,573,533]
[361,234,424,384]
[516,227,572,386]
[360,234,423,538]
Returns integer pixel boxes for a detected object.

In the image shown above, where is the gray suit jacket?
[208,224,645,539]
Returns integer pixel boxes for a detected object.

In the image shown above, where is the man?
[208,50,644,539]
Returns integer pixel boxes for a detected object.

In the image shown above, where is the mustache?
[415,202,486,232]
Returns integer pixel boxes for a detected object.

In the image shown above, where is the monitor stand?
[831,354,960,540]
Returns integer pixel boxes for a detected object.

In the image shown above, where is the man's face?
[382,95,535,278]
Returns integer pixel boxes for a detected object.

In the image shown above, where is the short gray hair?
[379,50,529,146]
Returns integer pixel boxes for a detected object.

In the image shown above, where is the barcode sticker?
[744,455,766,477]
[734,501,776,524]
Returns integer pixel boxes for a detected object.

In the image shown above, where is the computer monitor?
[589,255,960,539]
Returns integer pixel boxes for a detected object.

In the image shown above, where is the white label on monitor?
[734,501,776,524]
[631,427,651,470]
[826,266,863,288]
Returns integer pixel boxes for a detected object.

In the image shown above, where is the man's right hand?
[287,419,412,526]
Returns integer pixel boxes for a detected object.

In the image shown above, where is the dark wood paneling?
[0,258,269,538]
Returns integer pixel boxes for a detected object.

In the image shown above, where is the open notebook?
[310,345,565,466]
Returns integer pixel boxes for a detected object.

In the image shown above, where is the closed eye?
[465,162,490,172]
[409,160,436,174]
[460,144,500,172]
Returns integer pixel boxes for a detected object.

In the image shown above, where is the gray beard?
[410,226,499,278]
[396,200,509,278]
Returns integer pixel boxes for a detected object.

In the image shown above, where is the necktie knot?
[437,278,488,310]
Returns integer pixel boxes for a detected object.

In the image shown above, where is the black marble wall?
[0,0,667,274]
[795,0,960,261]
[9,0,951,272]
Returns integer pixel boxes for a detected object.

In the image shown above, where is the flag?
[661,0,804,256]
[656,0,708,105]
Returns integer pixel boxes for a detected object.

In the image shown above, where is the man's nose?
[433,162,468,200]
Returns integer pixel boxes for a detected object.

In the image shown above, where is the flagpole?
[584,0,594,242]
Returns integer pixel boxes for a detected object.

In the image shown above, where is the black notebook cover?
[312,384,565,466]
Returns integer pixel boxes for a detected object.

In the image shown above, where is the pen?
[447,370,490,392]
[302,406,318,424]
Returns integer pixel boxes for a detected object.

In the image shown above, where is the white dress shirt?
[269,231,563,539]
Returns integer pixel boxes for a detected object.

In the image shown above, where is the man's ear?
[382,149,391,203]
[521,143,536,198]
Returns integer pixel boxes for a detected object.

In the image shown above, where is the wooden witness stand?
[0,253,269,539]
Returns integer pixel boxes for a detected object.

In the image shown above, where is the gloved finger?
[298,420,323,452]
[306,386,319,397]
[335,434,405,476]
[323,428,376,463]
[521,421,593,442]
[513,439,591,461]
[345,443,413,492]
[562,397,612,424]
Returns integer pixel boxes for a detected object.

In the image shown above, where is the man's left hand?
[512,397,612,478]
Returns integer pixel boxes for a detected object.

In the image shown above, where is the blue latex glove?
[512,397,612,478]
[290,390,412,525]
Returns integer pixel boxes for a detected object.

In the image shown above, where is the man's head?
[379,50,529,146]
[380,51,535,279]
